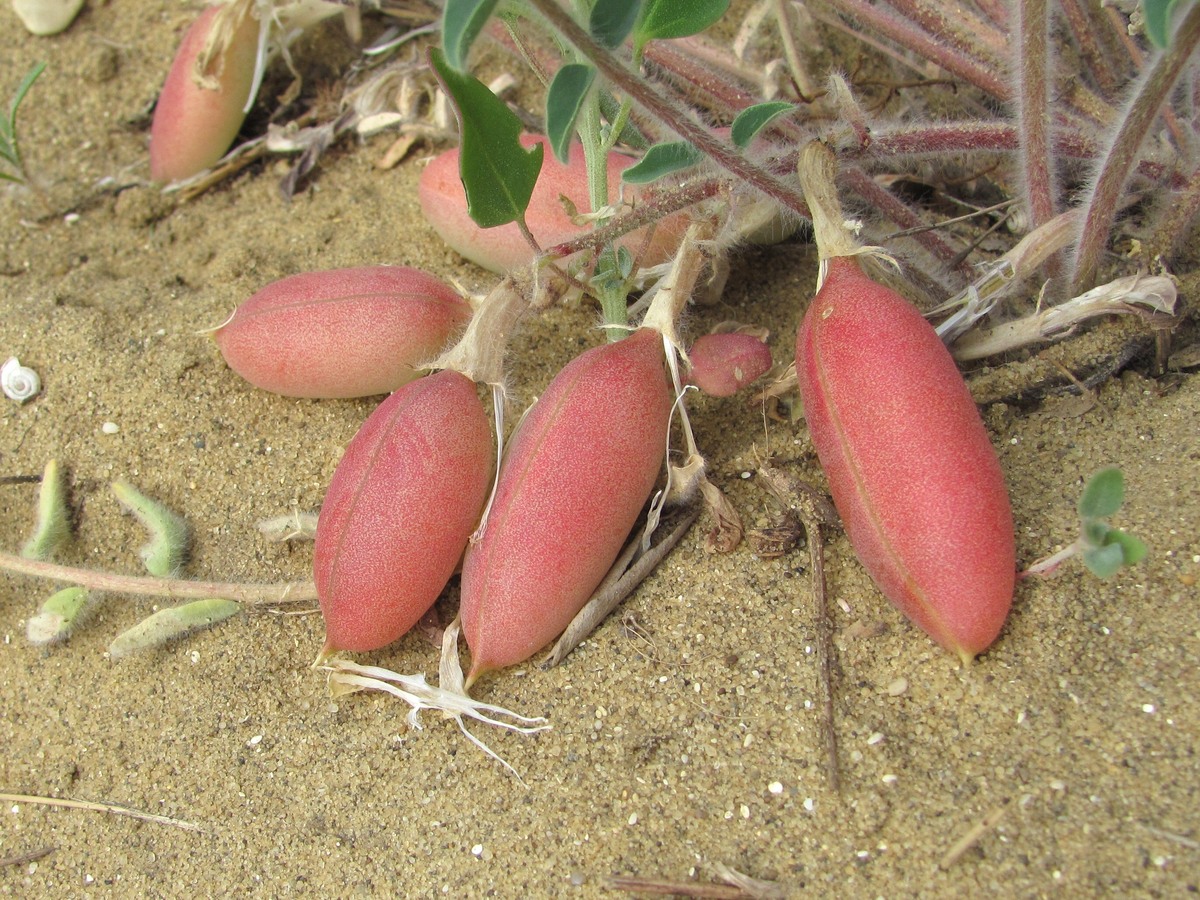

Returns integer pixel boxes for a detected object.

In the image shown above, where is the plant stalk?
[1071,2,1200,292]
[0,550,316,605]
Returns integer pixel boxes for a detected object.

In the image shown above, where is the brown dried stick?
[758,466,842,792]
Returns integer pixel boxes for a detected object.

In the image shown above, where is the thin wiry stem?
[1071,2,1200,291]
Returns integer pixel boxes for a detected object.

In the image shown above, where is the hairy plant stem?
[523,0,810,216]
[1015,0,1058,234]
[819,0,1011,100]
[887,0,1008,68]
[0,550,316,605]
[547,177,724,259]
[1071,2,1200,292]
[1056,0,1122,98]
[840,165,970,284]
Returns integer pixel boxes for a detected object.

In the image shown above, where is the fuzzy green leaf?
[633,0,730,50]
[590,0,642,48]
[621,140,703,184]
[546,63,596,163]
[112,479,190,577]
[1104,529,1148,565]
[441,0,500,71]
[21,459,71,561]
[731,101,795,148]
[108,598,241,658]
[1078,467,1125,520]
[1142,0,1183,47]
[26,587,89,645]
[1082,543,1126,579]
[429,48,543,228]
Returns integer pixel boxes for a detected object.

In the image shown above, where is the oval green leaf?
[430,48,544,228]
[731,101,795,149]
[441,0,500,71]
[1141,0,1182,48]
[1078,467,1124,520]
[634,0,730,50]
[546,63,596,163]
[621,140,703,184]
[590,0,642,48]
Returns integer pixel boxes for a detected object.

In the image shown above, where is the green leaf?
[621,140,703,184]
[546,63,596,163]
[108,599,241,659]
[634,0,730,50]
[1142,0,1181,48]
[1078,467,1125,520]
[1082,543,1126,579]
[1,61,46,182]
[112,479,190,577]
[1083,519,1112,548]
[441,0,500,71]
[21,459,71,561]
[1103,529,1148,565]
[26,587,89,645]
[429,48,543,228]
[731,101,795,149]
[590,0,642,48]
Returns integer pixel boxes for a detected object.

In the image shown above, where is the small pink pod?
[213,266,472,399]
[795,258,1015,661]
[314,370,493,654]
[418,134,688,273]
[687,332,773,397]
[460,328,672,680]
[149,6,259,183]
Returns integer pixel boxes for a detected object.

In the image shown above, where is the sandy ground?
[1,3,1198,897]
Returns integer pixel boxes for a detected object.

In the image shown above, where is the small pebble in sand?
[12,0,85,35]
[101,422,119,434]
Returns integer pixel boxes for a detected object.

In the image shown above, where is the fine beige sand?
[2,4,1197,897]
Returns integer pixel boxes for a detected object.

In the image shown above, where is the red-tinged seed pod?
[418,135,687,273]
[687,332,773,397]
[795,256,1015,662]
[213,266,472,398]
[460,328,672,680]
[149,5,259,183]
[314,370,492,654]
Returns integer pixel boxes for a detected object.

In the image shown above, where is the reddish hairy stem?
[886,0,1008,69]
[1071,2,1200,292]
[1015,0,1058,234]
[524,0,810,216]
[546,178,725,259]
[972,0,1010,30]
[1056,0,1122,98]
[819,0,1011,100]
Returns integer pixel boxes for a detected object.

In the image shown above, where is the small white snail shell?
[2,357,41,403]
